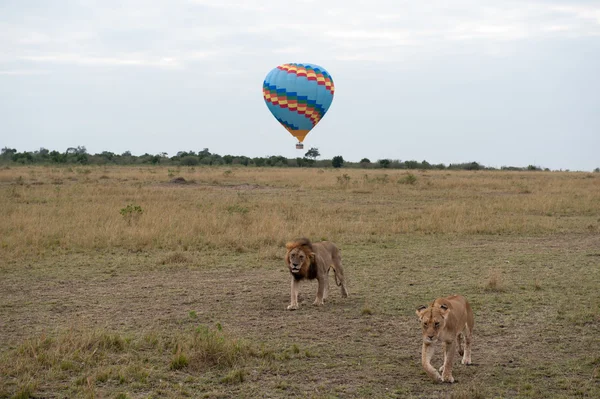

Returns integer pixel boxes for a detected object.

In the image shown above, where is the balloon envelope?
[263,63,335,144]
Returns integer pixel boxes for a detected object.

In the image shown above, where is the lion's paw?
[312,300,324,306]
[287,304,298,311]
[462,358,472,365]
[442,375,455,384]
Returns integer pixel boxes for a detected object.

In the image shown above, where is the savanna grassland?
[0,165,599,399]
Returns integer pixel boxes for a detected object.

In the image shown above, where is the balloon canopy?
[263,63,335,148]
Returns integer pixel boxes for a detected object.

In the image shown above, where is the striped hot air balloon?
[263,63,335,149]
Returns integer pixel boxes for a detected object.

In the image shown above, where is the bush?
[332,155,344,168]
[378,159,391,168]
[180,156,199,166]
[120,204,143,225]
[399,174,417,185]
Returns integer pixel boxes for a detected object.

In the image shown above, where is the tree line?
[0,146,567,171]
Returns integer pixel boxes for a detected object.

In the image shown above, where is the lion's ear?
[285,242,295,250]
[439,303,450,318]
[309,252,316,262]
[416,305,427,318]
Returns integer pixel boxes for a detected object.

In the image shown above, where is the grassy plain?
[0,165,599,398]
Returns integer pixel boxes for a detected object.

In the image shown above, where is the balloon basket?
[295,143,304,150]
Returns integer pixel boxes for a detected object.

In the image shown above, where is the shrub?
[399,174,417,185]
[120,204,143,225]
[332,155,344,168]
[180,156,199,166]
[378,159,391,168]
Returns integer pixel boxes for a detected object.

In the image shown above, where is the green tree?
[332,155,344,168]
[378,159,391,168]
[1,147,17,161]
[304,147,320,160]
[180,156,199,166]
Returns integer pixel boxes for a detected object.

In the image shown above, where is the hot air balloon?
[263,63,335,149]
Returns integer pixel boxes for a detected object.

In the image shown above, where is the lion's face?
[416,305,448,344]
[287,247,309,274]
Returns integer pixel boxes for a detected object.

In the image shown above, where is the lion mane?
[284,238,348,310]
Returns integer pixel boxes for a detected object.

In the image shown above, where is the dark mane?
[293,237,313,251]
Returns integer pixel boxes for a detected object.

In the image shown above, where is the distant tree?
[101,151,116,161]
[253,157,266,167]
[267,155,288,166]
[12,151,33,163]
[378,159,391,168]
[1,147,17,160]
[122,150,132,157]
[332,155,344,168]
[304,147,320,160]
[359,158,370,164]
[594,167,600,173]
[466,162,482,170]
[405,160,419,169]
[35,147,49,160]
[180,156,199,166]
[75,152,88,164]
[198,148,211,159]
[49,150,67,163]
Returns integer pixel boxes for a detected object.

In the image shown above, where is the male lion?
[416,295,474,383]
[284,238,348,310]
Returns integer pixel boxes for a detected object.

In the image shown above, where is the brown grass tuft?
[158,252,191,265]
[484,269,505,292]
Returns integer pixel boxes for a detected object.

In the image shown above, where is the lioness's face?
[417,307,446,343]
[287,247,308,274]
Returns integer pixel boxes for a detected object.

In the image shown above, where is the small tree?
[332,156,344,168]
[304,147,320,160]
[360,158,370,164]
[378,159,391,168]
[1,147,17,161]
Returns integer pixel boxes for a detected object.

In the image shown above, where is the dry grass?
[0,166,599,398]
[484,269,504,292]
[0,166,598,260]
[0,325,257,398]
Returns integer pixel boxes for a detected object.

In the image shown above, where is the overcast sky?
[1,0,599,170]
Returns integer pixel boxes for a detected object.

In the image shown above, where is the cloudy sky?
[1,0,599,170]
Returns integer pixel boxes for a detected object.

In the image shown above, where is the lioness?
[284,238,348,310]
[416,295,474,383]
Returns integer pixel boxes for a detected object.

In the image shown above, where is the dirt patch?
[169,176,191,184]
